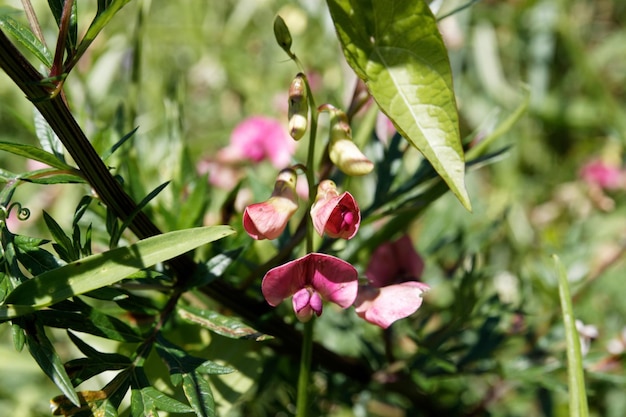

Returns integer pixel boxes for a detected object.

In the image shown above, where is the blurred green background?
[1,0,626,415]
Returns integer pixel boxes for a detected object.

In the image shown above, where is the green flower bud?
[273,15,293,55]
[326,108,374,176]
[288,73,308,140]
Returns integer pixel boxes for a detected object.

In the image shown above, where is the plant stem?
[303,73,318,254]
[296,318,314,417]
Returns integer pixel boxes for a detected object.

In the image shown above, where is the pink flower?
[579,160,624,190]
[354,235,429,328]
[262,253,359,322]
[310,180,360,239]
[243,168,298,240]
[219,116,296,168]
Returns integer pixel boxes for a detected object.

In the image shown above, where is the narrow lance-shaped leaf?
[1,226,234,318]
[0,14,53,67]
[326,0,471,210]
[67,0,131,71]
[183,371,216,417]
[34,108,66,162]
[20,319,81,406]
[178,305,271,341]
[0,141,77,171]
[554,255,590,417]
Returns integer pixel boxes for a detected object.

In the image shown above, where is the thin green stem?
[296,319,314,417]
[304,77,318,254]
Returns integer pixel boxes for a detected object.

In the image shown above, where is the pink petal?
[262,257,308,306]
[354,282,429,329]
[292,288,323,322]
[261,253,358,309]
[243,197,297,240]
[392,235,425,280]
[366,242,400,287]
[306,253,358,308]
[366,235,424,287]
[323,193,360,239]
[310,181,360,239]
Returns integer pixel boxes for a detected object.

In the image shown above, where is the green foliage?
[327,0,470,210]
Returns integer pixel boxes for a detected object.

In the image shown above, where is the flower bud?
[242,168,298,240]
[327,108,374,176]
[310,180,360,239]
[287,73,308,140]
[273,15,293,55]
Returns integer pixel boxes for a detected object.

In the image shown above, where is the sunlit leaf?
[34,108,65,162]
[183,372,215,417]
[1,226,234,318]
[69,0,131,70]
[0,14,53,67]
[0,141,76,171]
[178,305,271,341]
[554,255,590,417]
[130,367,194,415]
[326,0,471,210]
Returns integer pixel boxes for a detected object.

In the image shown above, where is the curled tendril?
[7,203,31,221]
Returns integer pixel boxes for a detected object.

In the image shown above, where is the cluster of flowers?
[243,169,429,328]
[233,74,428,328]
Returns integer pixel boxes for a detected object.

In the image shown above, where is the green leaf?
[466,88,530,160]
[43,210,77,262]
[143,387,195,413]
[130,367,194,415]
[182,372,216,417]
[178,305,271,341]
[34,108,65,162]
[1,226,234,318]
[110,181,170,248]
[14,238,61,276]
[554,255,590,417]
[19,170,84,184]
[102,126,138,161]
[0,14,53,67]
[155,335,233,387]
[19,319,81,406]
[36,309,142,342]
[185,248,242,289]
[326,0,471,210]
[0,141,77,171]
[69,0,131,70]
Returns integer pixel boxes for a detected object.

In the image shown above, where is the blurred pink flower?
[310,180,360,239]
[196,158,242,190]
[354,235,429,328]
[376,113,397,144]
[219,116,296,168]
[242,168,298,240]
[579,160,624,190]
[262,253,359,322]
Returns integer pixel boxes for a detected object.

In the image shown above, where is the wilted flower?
[354,235,429,328]
[219,116,296,169]
[243,168,298,240]
[262,253,359,322]
[310,180,360,239]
